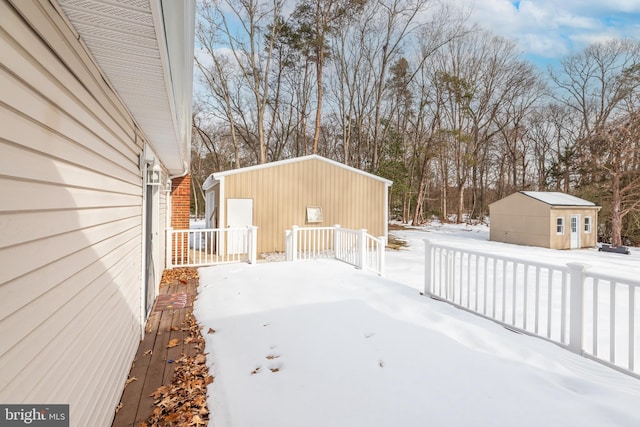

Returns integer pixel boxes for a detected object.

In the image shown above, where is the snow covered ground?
[194,222,640,427]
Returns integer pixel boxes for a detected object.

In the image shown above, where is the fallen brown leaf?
[167,338,180,348]
[160,268,198,285]
[145,299,212,427]
[207,328,216,334]
[125,376,137,386]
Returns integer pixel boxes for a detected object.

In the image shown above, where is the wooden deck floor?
[112,278,198,427]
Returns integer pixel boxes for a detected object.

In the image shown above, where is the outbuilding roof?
[520,191,596,206]
[203,155,393,190]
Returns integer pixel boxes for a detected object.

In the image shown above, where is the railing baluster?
[561,270,567,344]
[483,256,488,315]
[610,281,617,364]
[547,268,553,339]
[535,266,540,335]
[511,262,518,325]
[593,278,599,356]
[523,264,529,330]
[629,285,635,372]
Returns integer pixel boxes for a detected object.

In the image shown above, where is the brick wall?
[171,174,191,264]
[171,174,191,229]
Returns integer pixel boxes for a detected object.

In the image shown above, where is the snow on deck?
[195,223,640,427]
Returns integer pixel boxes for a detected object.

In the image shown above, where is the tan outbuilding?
[489,191,601,249]
[203,155,392,254]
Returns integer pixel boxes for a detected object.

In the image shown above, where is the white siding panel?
[0,2,155,426]
[0,107,139,182]
[0,219,140,328]
[0,235,140,390]
[0,206,140,248]
[0,142,140,195]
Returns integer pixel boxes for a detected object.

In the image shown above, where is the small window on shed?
[306,206,323,223]
[556,217,565,234]
[584,216,592,233]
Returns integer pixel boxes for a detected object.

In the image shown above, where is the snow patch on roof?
[521,191,596,206]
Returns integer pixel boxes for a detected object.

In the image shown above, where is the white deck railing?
[285,225,386,275]
[424,239,640,378]
[167,226,257,268]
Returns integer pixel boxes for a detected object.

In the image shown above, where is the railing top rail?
[584,270,640,288]
[336,228,359,234]
[427,238,640,288]
[365,233,384,242]
[296,226,336,230]
[425,239,570,273]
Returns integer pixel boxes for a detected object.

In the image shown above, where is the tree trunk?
[412,153,431,225]
[611,171,623,246]
[456,185,464,223]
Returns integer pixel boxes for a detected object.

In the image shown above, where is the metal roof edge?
[211,155,393,186]
[519,191,597,207]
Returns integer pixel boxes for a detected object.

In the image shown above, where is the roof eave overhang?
[57,0,195,176]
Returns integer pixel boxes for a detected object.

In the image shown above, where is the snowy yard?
[194,223,640,427]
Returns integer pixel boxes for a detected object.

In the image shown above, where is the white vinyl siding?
[0,1,158,426]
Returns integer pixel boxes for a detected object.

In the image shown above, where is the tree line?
[191,0,640,246]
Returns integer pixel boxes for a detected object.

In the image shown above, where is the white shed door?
[227,199,253,254]
[570,214,580,249]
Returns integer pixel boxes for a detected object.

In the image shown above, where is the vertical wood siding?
[490,194,551,247]
[222,158,388,253]
[0,1,153,425]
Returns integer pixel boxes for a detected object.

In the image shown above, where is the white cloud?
[442,0,640,60]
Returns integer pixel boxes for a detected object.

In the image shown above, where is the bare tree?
[196,0,284,164]
[581,112,640,246]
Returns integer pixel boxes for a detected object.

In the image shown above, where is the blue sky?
[449,0,640,67]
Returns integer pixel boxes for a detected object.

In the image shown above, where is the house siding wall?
[221,158,388,253]
[0,1,156,425]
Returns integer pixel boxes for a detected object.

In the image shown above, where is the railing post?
[333,224,341,260]
[424,239,432,298]
[248,226,258,264]
[285,230,291,261]
[567,262,586,354]
[291,225,298,261]
[378,236,386,276]
[333,224,342,259]
[166,227,173,269]
[357,229,367,270]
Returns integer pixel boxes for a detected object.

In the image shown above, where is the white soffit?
[56,0,195,175]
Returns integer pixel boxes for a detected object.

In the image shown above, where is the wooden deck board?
[112,278,198,427]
